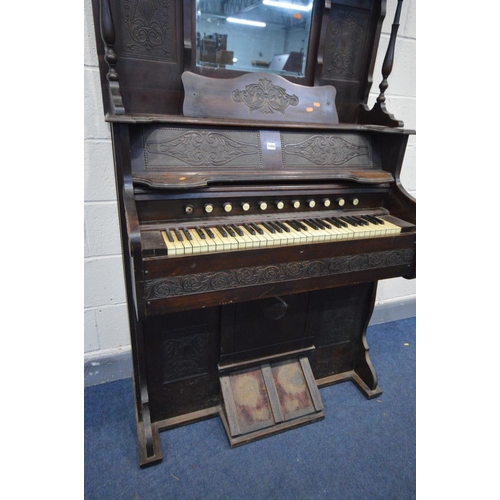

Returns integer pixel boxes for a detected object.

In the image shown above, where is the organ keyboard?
[155,212,404,256]
[92,0,415,467]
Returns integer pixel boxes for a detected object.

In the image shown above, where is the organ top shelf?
[106,112,415,135]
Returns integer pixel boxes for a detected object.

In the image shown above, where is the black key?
[293,220,308,230]
[182,227,193,240]
[269,221,283,233]
[231,224,244,237]
[275,221,290,232]
[216,225,228,237]
[314,218,330,229]
[243,223,255,235]
[351,216,368,226]
[285,220,300,231]
[262,222,275,234]
[195,226,206,239]
[302,219,319,230]
[340,217,358,226]
[359,215,378,225]
[325,217,342,228]
[288,220,307,231]
[224,225,236,237]
[173,228,183,241]
[250,222,264,234]
[164,229,174,242]
[370,215,385,225]
[205,227,215,238]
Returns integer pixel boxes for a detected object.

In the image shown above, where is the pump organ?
[91,0,415,466]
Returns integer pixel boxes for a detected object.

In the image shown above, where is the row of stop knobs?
[188,197,360,214]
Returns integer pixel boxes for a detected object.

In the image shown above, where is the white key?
[228,225,250,249]
[238,225,260,248]
[163,229,184,255]
[218,226,239,250]
[161,230,180,256]
[377,217,401,235]
[205,227,226,252]
[252,224,275,248]
[274,222,295,245]
[176,228,193,254]
[282,221,308,245]
[257,223,282,246]
[318,220,343,241]
[185,228,203,253]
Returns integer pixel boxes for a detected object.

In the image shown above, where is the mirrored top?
[196,0,314,77]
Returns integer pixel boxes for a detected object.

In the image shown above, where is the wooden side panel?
[92,0,185,115]
[144,307,221,422]
[317,0,384,123]
[307,283,375,379]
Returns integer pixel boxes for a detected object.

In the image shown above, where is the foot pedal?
[219,356,324,447]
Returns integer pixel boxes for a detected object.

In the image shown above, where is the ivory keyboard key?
[230,225,250,249]
[283,221,308,245]
[206,227,226,252]
[377,217,402,235]
[316,219,342,241]
[215,226,233,251]
[253,224,275,247]
[221,225,240,250]
[257,223,282,246]
[169,229,186,255]
[199,227,216,252]
[187,228,206,253]
[161,229,180,256]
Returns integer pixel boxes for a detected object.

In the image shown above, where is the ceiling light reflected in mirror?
[195,0,315,76]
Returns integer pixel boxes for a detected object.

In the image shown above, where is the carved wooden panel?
[162,324,209,382]
[321,6,370,83]
[182,71,339,125]
[140,127,263,170]
[144,249,415,301]
[281,132,373,168]
[119,0,176,61]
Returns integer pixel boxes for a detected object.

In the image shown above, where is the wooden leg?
[352,282,382,399]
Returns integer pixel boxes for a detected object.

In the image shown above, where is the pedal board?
[219,356,324,447]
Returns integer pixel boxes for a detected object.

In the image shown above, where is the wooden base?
[136,421,162,468]
[317,371,382,399]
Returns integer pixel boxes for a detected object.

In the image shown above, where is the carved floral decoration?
[232,78,299,114]
[146,130,260,167]
[283,135,370,166]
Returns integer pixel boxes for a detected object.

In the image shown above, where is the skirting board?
[84,296,416,387]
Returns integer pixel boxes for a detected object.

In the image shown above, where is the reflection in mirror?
[196,0,314,76]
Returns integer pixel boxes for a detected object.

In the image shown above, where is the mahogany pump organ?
[91,0,415,466]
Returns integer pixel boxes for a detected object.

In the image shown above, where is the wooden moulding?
[182,71,339,125]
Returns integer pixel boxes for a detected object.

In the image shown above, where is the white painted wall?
[83,0,416,361]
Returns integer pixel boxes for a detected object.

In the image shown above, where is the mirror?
[195,0,314,76]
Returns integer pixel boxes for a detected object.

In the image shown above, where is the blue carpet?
[85,318,416,500]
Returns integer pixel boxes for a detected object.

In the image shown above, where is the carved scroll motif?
[283,135,371,166]
[325,9,368,79]
[145,130,261,168]
[144,249,415,301]
[122,0,174,59]
[232,78,299,114]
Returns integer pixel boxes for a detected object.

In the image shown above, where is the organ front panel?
[92,0,415,466]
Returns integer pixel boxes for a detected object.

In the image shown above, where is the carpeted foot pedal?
[219,357,324,447]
